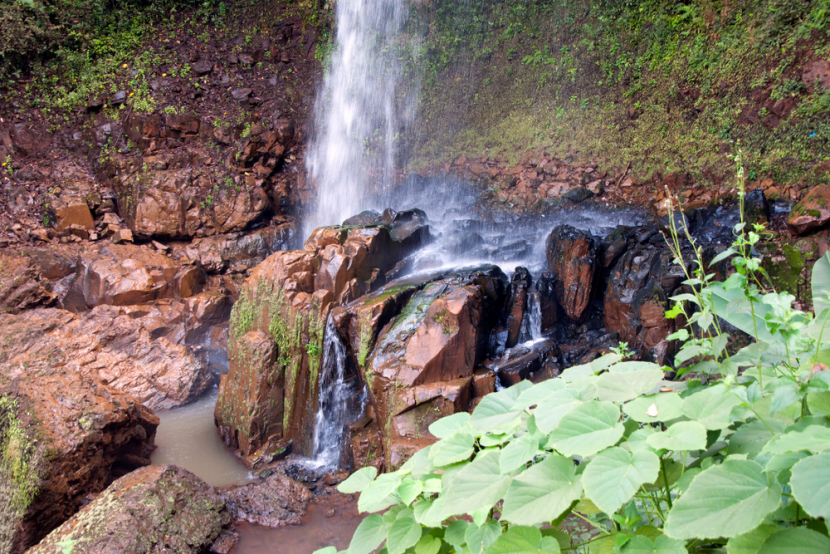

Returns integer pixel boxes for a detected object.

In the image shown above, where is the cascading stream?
[306,0,414,235]
[311,315,359,468]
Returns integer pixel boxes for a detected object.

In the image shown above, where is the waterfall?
[311,315,357,468]
[528,291,543,340]
[306,0,415,234]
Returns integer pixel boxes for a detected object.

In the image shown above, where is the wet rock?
[365,267,507,468]
[545,225,598,321]
[349,425,385,471]
[0,251,58,314]
[51,198,95,233]
[745,189,770,227]
[192,59,214,75]
[0,363,158,553]
[603,246,683,354]
[231,87,253,101]
[219,472,311,528]
[534,273,558,334]
[342,210,382,226]
[216,330,285,462]
[28,466,230,554]
[563,186,593,203]
[788,185,830,235]
[0,307,211,410]
[173,223,294,274]
[445,230,484,255]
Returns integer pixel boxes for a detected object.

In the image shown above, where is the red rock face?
[0,307,211,410]
[0,365,158,553]
[545,225,598,321]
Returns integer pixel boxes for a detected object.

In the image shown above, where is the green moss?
[0,395,41,516]
[433,308,458,335]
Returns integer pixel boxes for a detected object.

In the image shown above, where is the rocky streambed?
[0,174,810,552]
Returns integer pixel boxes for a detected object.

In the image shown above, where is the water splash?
[306,0,415,234]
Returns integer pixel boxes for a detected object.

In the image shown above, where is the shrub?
[325,157,830,554]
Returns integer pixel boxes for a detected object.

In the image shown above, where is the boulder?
[602,246,684,355]
[0,364,158,553]
[545,225,598,321]
[364,267,507,468]
[788,185,830,235]
[0,307,211,410]
[218,472,311,528]
[28,466,231,554]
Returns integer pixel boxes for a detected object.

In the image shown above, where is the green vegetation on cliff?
[408,0,830,191]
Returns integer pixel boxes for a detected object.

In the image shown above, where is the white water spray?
[306,0,415,234]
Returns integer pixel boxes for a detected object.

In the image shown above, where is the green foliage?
[0,395,41,515]
[410,0,830,188]
[324,161,830,554]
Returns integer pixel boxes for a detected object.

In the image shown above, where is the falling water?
[528,291,543,340]
[311,316,357,467]
[306,0,415,234]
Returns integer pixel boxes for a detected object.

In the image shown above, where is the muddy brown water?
[150,388,255,487]
[234,494,364,553]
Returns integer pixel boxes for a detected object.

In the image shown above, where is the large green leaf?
[349,514,388,554]
[725,524,778,554]
[682,384,742,430]
[501,453,583,525]
[646,421,707,451]
[534,388,581,434]
[663,458,781,540]
[756,527,830,554]
[727,420,786,459]
[709,282,776,342]
[623,393,685,423]
[470,389,521,433]
[358,473,402,513]
[596,368,665,402]
[432,429,475,467]
[398,478,424,505]
[442,450,511,518]
[386,509,423,554]
[807,391,830,416]
[444,520,469,548]
[790,452,830,520]
[414,536,442,554]
[413,497,444,528]
[465,520,501,553]
[487,526,560,554]
[547,401,625,457]
[619,535,687,554]
[515,379,566,410]
[338,466,377,493]
[499,434,540,474]
[428,412,471,438]
[811,251,830,315]
[582,447,660,515]
[761,426,830,454]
